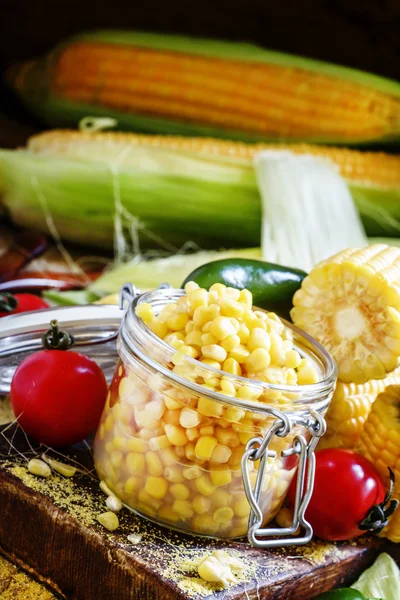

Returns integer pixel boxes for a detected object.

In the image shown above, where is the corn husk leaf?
[351,553,400,600]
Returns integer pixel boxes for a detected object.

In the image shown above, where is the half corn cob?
[291,245,400,384]
[358,384,400,542]
[6,31,400,145]
[319,366,400,450]
[1,131,400,251]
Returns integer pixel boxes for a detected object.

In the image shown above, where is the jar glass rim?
[120,288,337,415]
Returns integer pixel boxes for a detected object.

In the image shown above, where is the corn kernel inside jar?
[94,282,320,538]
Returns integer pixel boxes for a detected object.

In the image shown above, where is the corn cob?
[319,366,400,450]
[6,31,400,145]
[291,245,400,384]
[1,131,400,251]
[358,384,400,542]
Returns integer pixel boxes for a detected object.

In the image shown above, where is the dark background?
[0,0,399,146]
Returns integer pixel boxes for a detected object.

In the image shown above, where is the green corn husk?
[45,247,262,305]
[6,30,400,146]
[1,131,400,254]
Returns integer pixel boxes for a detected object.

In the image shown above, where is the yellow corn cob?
[358,384,400,542]
[7,31,400,145]
[27,130,400,191]
[320,366,400,450]
[291,245,400,384]
[1,131,400,252]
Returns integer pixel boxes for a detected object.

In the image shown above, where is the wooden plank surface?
[0,423,392,600]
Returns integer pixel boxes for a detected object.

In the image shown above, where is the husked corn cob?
[358,384,400,542]
[291,245,400,384]
[1,131,400,251]
[7,31,400,145]
[320,366,400,450]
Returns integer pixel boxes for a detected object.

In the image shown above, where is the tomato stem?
[0,292,18,313]
[42,319,75,350]
[359,467,399,534]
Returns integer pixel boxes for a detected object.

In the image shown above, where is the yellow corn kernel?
[124,476,139,495]
[164,394,182,410]
[297,360,319,384]
[220,378,236,397]
[195,474,216,497]
[202,344,227,362]
[185,320,195,334]
[182,465,203,480]
[166,313,189,331]
[246,348,271,372]
[234,497,251,518]
[210,444,232,464]
[210,316,237,341]
[209,283,226,295]
[169,339,185,350]
[192,514,220,535]
[186,427,200,441]
[239,289,252,307]
[248,328,271,352]
[213,507,234,524]
[211,488,231,508]
[184,281,200,293]
[285,349,302,369]
[148,434,172,451]
[163,466,184,483]
[173,499,194,519]
[185,441,196,461]
[126,452,145,475]
[210,466,232,486]
[147,318,168,338]
[179,407,200,428]
[175,446,186,458]
[104,413,114,433]
[223,406,245,423]
[197,397,223,418]
[193,305,220,327]
[158,505,180,522]
[195,436,218,460]
[215,427,240,448]
[199,424,214,436]
[219,298,244,319]
[137,503,157,518]
[200,332,218,346]
[222,357,242,376]
[229,345,250,363]
[164,424,188,447]
[221,334,241,353]
[163,409,181,426]
[199,359,222,370]
[239,431,255,445]
[144,476,168,499]
[236,385,263,401]
[184,330,203,347]
[164,332,185,346]
[229,447,245,470]
[135,302,154,323]
[187,288,209,311]
[145,451,163,476]
[110,451,123,469]
[193,495,211,515]
[169,483,190,500]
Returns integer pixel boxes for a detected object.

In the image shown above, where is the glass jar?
[93,286,337,544]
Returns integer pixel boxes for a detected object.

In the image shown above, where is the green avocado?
[182,258,307,320]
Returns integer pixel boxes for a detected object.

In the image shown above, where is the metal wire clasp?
[241,408,326,548]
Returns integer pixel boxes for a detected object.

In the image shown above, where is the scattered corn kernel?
[97,511,119,531]
[106,495,123,513]
[28,458,51,478]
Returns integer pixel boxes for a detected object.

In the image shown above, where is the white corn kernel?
[28,459,51,478]
[106,495,123,513]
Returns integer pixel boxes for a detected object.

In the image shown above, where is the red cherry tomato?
[10,349,108,447]
[0,293,49,318]
[287,449,389,541]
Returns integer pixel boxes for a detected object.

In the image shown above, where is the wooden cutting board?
[0,423,393,600]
